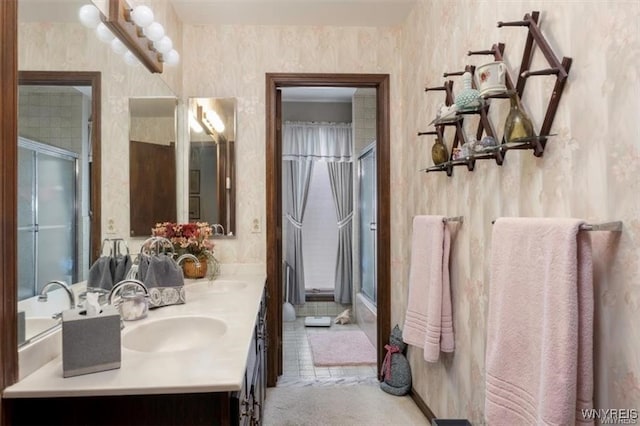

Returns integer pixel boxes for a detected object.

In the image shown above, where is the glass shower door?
[358,144,377,304]
[18,139,77,300]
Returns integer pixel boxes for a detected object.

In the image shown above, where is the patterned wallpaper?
[181,24,403,263]
[399,0,640,422]
[17,0,640,421]
[182,0,639,422]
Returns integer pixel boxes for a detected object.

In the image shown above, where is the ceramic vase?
[431,138,449,165]
[454,72,481,111]
[504,92,534,143]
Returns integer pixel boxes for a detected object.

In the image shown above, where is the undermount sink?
[186,280,248,294]
[122,316,227,353]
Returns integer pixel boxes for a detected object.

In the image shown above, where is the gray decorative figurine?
[380,325,412,396]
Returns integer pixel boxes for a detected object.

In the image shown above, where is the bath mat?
[308,330,376,366]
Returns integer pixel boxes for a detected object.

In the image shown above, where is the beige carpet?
[264,382,428,425]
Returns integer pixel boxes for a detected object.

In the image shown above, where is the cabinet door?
[250,352,264,425]
[231,371,253,426]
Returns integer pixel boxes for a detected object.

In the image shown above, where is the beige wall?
[181,25,403,263]
[129,117,175,146]
[399,1,640,422]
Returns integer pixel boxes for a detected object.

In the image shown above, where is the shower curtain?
[283,121,353,305]
[328,162,353,304]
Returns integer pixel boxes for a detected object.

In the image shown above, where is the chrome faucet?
[38,280,76,319]
[212,224,225,236]
[175,253,200,266]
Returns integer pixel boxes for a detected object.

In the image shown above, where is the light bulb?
[95,22,115,43]
[78,5,101,29]
[143,22,165,42]
[153,36,173,54]
[130,5,154,28]
[124,50,139,66]
[163,49,179,66]
[110,38,127,55]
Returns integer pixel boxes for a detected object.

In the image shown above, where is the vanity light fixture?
[195,105,224,136]
[78,0,180,73]
[189,113,204,134]
[203,110,225,133]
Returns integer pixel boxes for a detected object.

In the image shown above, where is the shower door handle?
[369,222,377,231]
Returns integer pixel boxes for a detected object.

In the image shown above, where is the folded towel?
[402,215,454,362]
[141,255,185,308]
[87,256,115,291]
[485,218,594,425]
[114,254,132,283]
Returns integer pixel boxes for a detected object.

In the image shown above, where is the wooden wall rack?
[420,11,572,176]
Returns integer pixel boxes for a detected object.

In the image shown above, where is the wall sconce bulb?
[143,22,165,42]
[95,22,115,43]
[130,5,154,28]
[111,38,127,55]
[154,36,173,55]
[163,49,180,66]
[78,4,101,29]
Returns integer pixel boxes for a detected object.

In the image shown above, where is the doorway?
[265,73,390,386]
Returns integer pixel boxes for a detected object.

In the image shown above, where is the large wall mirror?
[17,0,178,348]
[17,72,100,303]
[188,97,236,237]
[129,97,178,237]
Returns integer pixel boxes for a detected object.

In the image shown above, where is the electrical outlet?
[251,218,261,233]
[106,218,116,235]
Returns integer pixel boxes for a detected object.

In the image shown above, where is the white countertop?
[4,272,266,398]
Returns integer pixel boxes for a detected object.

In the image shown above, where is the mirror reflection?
[17,0,178,346]
[188,97,236,237]
[18,85,92,301]
[129,97,178,237]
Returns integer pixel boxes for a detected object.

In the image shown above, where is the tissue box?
[62,305,121,378]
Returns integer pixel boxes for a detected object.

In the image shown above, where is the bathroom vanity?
[3,272,267,426]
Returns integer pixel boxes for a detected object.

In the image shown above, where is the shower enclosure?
[18,137,78,300]
[358,143,377,304]
[356,142,377,346]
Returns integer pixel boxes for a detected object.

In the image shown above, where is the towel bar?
[490,219,623,231]
[443,216,464,224]
[579,221,623,232]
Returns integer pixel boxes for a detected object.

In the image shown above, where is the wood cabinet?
[231,288,267,425]
[6,287,268,426]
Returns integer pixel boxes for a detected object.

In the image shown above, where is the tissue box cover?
[62,305,121,378]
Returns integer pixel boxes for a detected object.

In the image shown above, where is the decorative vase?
[454,71,481,111]
[182,255,208,279]
[431,138,449,165]
[504,92,534,143]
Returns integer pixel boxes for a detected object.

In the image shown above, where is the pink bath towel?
[403,215,454,362]
[485,218,594,425]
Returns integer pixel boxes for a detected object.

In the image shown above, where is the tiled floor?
[281,317,378,381]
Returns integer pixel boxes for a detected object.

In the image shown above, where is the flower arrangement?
[151,222,215,258]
